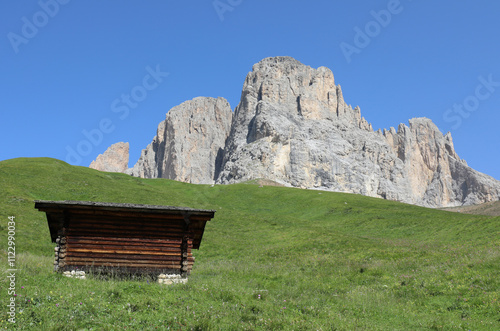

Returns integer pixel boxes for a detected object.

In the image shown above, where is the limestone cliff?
[89,142,129,173]
[94,57,500,207]
[127,97,232,184]
[216,57,500,207]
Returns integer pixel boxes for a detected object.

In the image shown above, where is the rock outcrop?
[89,142,129,173]
[127,97,232,184]
[216,56,500,207]
[93,56,500,207]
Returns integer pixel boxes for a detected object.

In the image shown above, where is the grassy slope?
[0,158,499,330]
[441,201,500,217]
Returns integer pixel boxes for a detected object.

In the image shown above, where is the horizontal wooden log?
[68,236,183,245]
[70,216,186,227]
[67,241,182,251]
[66,257,182,266]
[68,248,181,256]
[68,243,181,253]
[78,211,184,219]
[68,210,211,221]
[67,222,187,234]
[68,252,195,263]
[69,210,189,221]
[68,232,183,240]
[67,251,186,261]
[66,231,184,241]
[67,228,188,238]
[64,261,183,269]
[66,228,186,239]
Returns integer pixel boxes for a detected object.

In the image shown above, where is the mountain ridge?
[90,56,500,207]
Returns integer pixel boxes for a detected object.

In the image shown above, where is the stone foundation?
[63,270,86,279]
[158,274,188,285]
[53,236,66,272]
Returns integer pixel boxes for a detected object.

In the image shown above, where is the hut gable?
[35,200,214,279]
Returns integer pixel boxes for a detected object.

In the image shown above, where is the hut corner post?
[181,213,192,278]
[53,211,68,273]
[55,211,86,279]
[158,213,192,285]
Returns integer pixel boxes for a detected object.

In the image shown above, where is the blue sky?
[1,0,499,180]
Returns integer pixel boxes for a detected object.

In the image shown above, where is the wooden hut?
[35,200,214,281]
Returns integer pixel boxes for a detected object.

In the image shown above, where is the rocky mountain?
[92,56,500,207]
[126,97,232,184]
[89,142,129,173]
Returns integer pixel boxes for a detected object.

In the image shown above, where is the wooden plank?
[64,254,193,263]
[68,220,186,232]
[69,210,189,220]
[68,240,182,250]
[68,236,183,245]
[67,227,186,236]
[67,252,183,261]
[66,257,181,265]
[68,248,182,256]
[62,207,212,221]
[66,230,184,240]
[68,243,181,252]
[70,215,186,225]
[67,225,187,235]
[64,261,183,269]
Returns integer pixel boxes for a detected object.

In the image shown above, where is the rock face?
[89,142,129,173]
[95,57,500,207]
[216,56,500,207]
[128,97,232,184]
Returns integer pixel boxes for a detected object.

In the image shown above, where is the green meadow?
[0,158,499,330]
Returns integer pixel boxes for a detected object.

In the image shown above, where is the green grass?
[0,157,499,330]
[441,201,500,217]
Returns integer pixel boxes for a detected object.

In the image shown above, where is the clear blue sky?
[1,0,499,180]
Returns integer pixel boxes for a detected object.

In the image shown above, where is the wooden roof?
[35,200,215,249]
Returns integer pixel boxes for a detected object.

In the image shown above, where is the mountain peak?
[89,142,129,173]
[92,57,500,207]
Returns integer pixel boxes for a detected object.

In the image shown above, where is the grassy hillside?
[0,158,499,330]
[441,201,500,217]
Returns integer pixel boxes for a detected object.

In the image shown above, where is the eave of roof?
[34,200,216,216]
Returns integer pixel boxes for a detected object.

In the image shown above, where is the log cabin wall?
[35,201,213,279]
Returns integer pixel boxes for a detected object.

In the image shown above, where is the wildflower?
[56,304,59,307]
[21,286,24,289]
